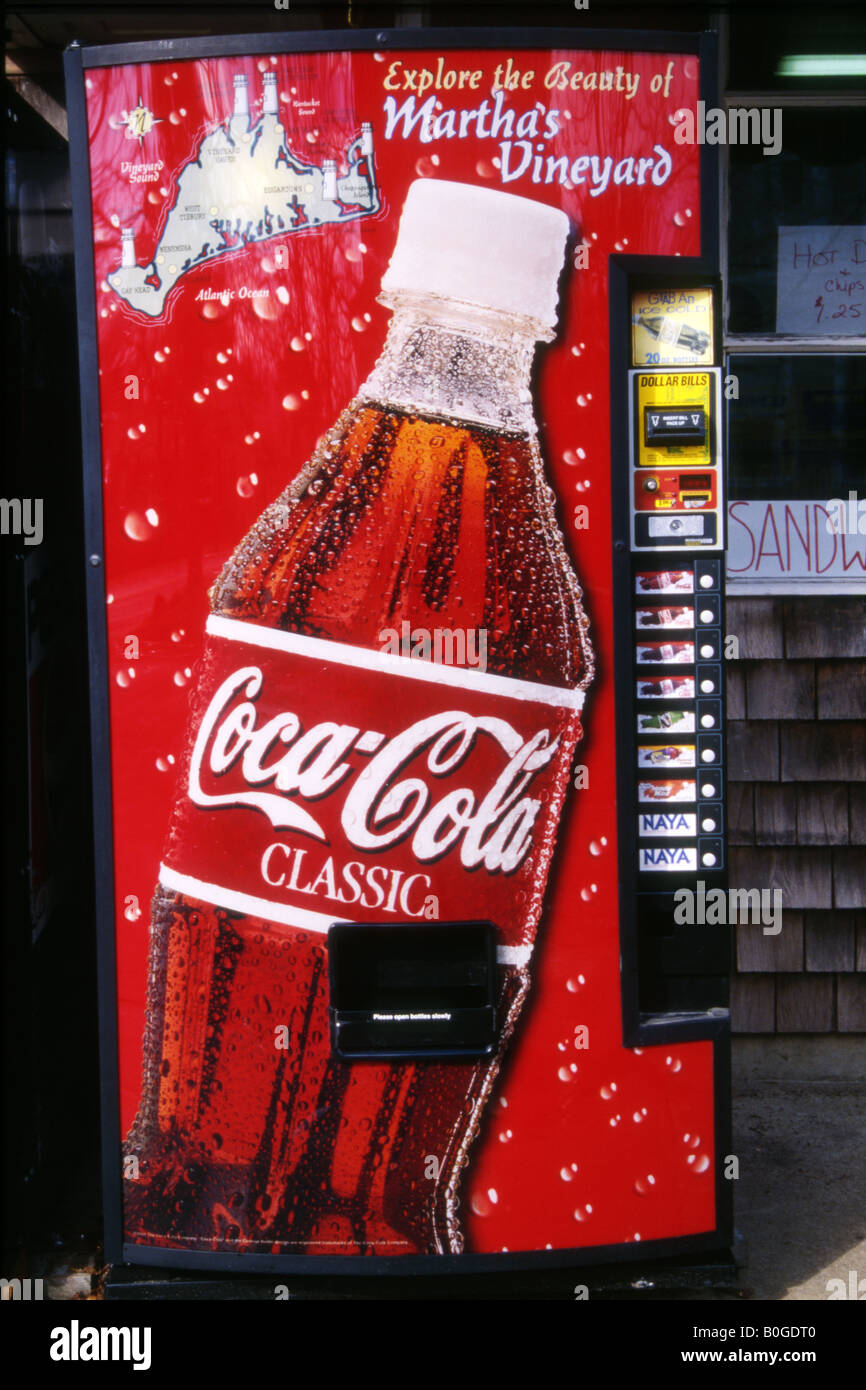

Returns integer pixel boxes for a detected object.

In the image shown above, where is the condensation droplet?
[124,510,158,541]
[290,336,304,352]
[282,393,302,411]
[170,630,184,642]
[573,1204,592,1222]
[276,286,290,305]
[415,154,441,177]
[351,316,366,333]
[236,475,258,499]
[692,1152,710,1174]
[576,394,589,407]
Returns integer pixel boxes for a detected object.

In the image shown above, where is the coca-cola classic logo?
[189,666,563,874]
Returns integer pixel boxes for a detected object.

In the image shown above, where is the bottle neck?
[357,290,550,434]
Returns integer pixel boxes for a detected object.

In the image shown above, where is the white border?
[159,865,530,966]
[207,614,586,711]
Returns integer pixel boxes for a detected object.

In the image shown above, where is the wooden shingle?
[796,785,849,846]
[726,598,784,659]
[727,783,754,845]
[755,784,796,846]
[817,660,866,720]
[833,849,866,909]
[729,722,779,781]
[784,598,866,659]
[730,975,776,1033]
[837,976,866,1031]
[780,722,866,782]
[730,847,832,910]
[776,975,834,1032]
[746,661,814,720]
[804,912,856,972]
[736,913,803,972]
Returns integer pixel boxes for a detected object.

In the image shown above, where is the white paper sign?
[727,499,866,589]
[776,226,866,334]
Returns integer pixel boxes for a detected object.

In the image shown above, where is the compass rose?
[118,95,164,147]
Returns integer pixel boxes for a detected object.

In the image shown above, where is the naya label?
[161,616,585,952]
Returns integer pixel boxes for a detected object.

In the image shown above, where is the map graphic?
[108,72,380,318]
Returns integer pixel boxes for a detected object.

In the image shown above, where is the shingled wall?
[726,596,866,1033]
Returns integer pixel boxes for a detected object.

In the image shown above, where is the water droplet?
[276,285,290,305]
[173,670,189,687]
[498,1129,513,1143]
[290,336,304,352]
[475,158,497,179]
[665,1055,683,1074]
[589,839,604,856]
[576,394,589,407]
[252,295,279,321]
[471,1190,493,1217]
[560,1163,578,1182]
[558,1066,574,1083]
[236,475,258,498]
[674,211,687,227]
[351,316,366,332]
[573,1204,592,1222]
[115,670,132,688]
[124,510,158,541]
[414,154,441,177]
[692,1152,710,1174]
[193,391,206,404]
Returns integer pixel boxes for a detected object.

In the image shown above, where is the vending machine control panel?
[619,277,728,1014]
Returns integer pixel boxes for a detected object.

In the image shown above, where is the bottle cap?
[381,179,570,331]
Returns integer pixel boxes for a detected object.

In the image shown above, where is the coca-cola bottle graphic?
[124,179,594,1256]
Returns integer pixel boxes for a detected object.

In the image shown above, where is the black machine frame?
[65,22,731,1278]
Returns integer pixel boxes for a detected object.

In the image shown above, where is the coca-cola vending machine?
[66,25,731,1279]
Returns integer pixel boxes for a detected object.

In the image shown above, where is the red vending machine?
[66,24,731,1276]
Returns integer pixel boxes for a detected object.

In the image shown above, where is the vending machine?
[66,24,731,1276]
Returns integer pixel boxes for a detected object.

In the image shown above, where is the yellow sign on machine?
[631,287,714,367]
[636,371,713,469]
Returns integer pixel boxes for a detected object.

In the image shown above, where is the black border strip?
[66,23,730,1276]
[77,25,702,68]
[64,40,125,1267]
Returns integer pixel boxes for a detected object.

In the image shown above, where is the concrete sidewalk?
[729,1039,866,1301]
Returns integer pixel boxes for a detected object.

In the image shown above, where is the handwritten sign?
[727,500,866,590]
[776,226,866,334]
